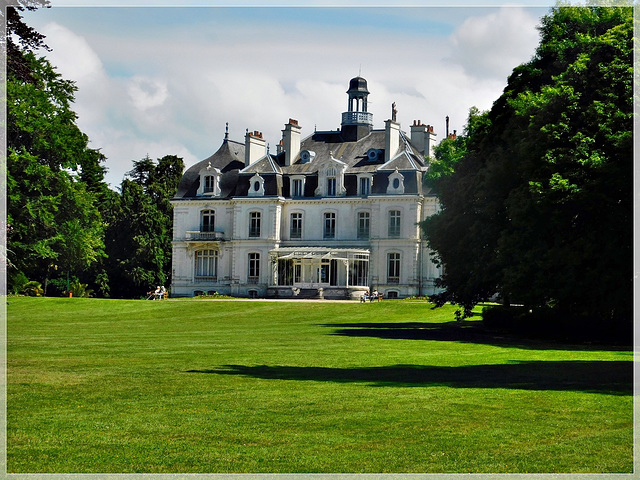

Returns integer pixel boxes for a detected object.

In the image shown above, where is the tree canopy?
[5,5,184,298]
[103,155,184,298]
[421,6,633,334]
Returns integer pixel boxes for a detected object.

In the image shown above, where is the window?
[359,177,371,196]
[388,210,401,237]
[292,178,304,197]
[387,252,400,284]
[204,175,215,193]
[201,210,215,232]
[248,174,265,197]
[195,249,218,279]
[357,212,370,240]
[290,213,303,239]
[249,211,261,237]
[349,255,369,287]
[387,170,405,194]
[387,291,399,299]
[327,177,337,196]
[248,253,260,283]
[198,163,221,197]
[324,212,336,239]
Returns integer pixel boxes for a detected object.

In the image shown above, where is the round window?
[254,181,260,192]
[393,178,400,189]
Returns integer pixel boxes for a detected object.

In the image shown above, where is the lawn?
[6,297,633,473]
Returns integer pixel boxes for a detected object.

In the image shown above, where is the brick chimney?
[245,130,266,167]
[281,118,301,166]
[411,120,438,158]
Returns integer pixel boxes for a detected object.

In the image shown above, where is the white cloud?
[127,76,169,111]
[29,7,544,188]
[449,7,541,80]
[41,21,104,82]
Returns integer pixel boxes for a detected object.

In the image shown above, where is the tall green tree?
[104,155,184,298]
[4,0,51,83]
[6,47,108,293]
[424,106,488,188]
[422,6,633,333]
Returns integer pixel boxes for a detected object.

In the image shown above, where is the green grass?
[6,297,633,473]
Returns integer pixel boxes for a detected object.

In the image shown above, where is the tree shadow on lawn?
[322,321,632,352]
[187,360,632,395]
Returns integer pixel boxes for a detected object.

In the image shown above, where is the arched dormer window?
[248,173,265,197]
[315,160,346,197]
[198,161,221,197]
[386,168,405,195]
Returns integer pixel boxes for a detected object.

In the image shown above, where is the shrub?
[195,292,234,299]
[22,281,43,297]
[69,280,94,298]
[8,271,29,295]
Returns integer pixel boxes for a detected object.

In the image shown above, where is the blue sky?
[22,2,550,188]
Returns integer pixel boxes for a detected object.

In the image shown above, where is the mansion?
[170,76,443,299]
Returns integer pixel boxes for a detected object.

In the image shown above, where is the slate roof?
[240,154,283,175]
[174,125,429,200]
[174,139,245,199]
[281,129,426,174]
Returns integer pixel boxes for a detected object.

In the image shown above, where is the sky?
[21,1,551,189]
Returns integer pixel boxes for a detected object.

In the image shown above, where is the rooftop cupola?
[341,76,373,141]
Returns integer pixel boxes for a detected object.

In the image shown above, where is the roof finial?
[359,64,361,76]
[225,122,229,140]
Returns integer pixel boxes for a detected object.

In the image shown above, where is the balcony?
[185,230,225,241]
[341,111,373,126]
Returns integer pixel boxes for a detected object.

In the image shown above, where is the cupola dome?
[347,76,370,95]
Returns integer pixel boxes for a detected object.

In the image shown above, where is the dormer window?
[300,150,316,163]
[290,175,305,197]
[357,174,373,196]
[366,148,382,162]
[198,161,221,197]
[248,173,265,197]
[203,175,215,193]
[386,169,405,195]
[326,167,337,196]
[315,160,346,197]
[327,177,337,196]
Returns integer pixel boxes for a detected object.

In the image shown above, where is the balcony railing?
[341,111,373,126]
[185,230,225,241]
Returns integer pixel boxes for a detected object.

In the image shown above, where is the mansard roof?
[174,139,245,199]
[284,129,425,175]
[174,123,429,201]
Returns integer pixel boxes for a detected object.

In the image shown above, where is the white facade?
[171,77,443,299]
